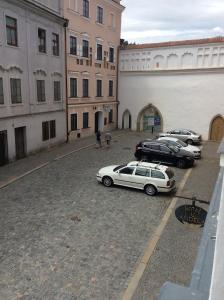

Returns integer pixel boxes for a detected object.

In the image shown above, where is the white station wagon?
[96,161,176,196]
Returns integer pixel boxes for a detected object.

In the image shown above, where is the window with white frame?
[52,33,59,56]
[54,81,61,101]
[10,78,22,103]
[96,79,102,97]
[83,112,89,128]
[70,78,77,97]
[83,0,89,18]
[36,80,46,102]
[42,120,56,141]
[70,36,77,55]
[82,40,89,57]
[97,6,103,24]
[0,78,4,104]
[83,79,89,97]
[109,47,114,63]
[97,44,102,60]
[6,16,18,46]
[38,28,46,53]
[109,80,113,97]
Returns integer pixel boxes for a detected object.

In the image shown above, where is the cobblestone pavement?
[0,132,220,300]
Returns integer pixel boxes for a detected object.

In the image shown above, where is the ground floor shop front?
[68,102,118,140]
[0,111,66,165]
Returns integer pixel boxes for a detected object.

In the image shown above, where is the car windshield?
[166,168,174,179]
[168,145,179,153]
[113,164,126,172]
[176,139,187,147]
[188,130,197,135]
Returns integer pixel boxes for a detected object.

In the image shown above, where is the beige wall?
[64,0,124,139]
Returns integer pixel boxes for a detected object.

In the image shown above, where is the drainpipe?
[116,45,120,129]
[64,19,69,143]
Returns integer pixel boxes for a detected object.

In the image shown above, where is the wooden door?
[0,130,8,166]
[15,127,26,159]
[210,116,224,141]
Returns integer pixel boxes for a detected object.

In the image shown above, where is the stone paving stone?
[0,132,218,300]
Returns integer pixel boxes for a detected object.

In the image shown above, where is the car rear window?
[165,168,174,179]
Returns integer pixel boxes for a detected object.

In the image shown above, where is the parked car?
[158,137,201,158]
[135,140,195,168]
[159,129,201,144]
[96,161,176,196]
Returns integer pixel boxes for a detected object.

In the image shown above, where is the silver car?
[159,129,201,145]
[158,137,201,158]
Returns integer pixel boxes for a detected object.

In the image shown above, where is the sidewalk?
[0,129,124,188]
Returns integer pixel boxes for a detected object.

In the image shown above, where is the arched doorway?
[95,111,103,133]
[137,104,163,134]
[210,115,224,141]
[122,109,132,129]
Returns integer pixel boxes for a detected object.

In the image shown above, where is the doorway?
[95,111,103,133]
[137,104,163,134]
[122,110,132,129]
[210,116,224,141]
[15,126,26,159]
[0,130,8,166]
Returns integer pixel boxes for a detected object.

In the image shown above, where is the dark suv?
[135,140,194,168]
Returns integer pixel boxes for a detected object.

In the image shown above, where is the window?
[54,81,61,101]
[71,114,77,131]
[70,36,77,55]
[83,0,89,18]
[109,80,113,96]
[0,78,4,104]
[10,79,22,103]
[42,120,56,141]
[50,120,56,138]
[97,44,102,60]
[70,78,77,97]
[83,112,89,128]
[97,6,103,24]
[6,16,18,46]
[160,145,170,153]
[96,80,102,97]
[36,80,45,102]
[83,79,89,97]
[109,109,113,123]
[151,170,165,179]
[52,33,59,56]
[120,167,134,175]
[109,47,114,63]
[38,28,46,53]
[135,167,148,177]
[42,121,49,141]
[82,40,89,57]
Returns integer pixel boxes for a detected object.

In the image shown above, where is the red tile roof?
[123,36,224,50]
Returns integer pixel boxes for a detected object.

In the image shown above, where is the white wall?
[118,43,224,140]
[0,0,66,161]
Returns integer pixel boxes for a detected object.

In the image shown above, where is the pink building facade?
[64,0,124,139]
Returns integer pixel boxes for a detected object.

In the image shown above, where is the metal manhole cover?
[175,204,207,227]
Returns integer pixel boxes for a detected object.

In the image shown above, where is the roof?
[127,161,168,171]
[122,36,224,50]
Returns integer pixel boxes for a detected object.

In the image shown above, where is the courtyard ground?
[0,131,220,300]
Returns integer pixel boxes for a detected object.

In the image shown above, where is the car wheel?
[144,184,157,196]
[102,176,113,187]
[186,139,193,145]
[176,159,186,168]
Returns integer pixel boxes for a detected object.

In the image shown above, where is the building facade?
[64,0,124,140]
[118,37,224,141]
[0,0,67,165]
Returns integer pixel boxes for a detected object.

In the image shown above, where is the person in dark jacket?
[96,130,102,148]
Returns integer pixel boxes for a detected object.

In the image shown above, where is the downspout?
[64,19,69,142]
[116,45,120,129]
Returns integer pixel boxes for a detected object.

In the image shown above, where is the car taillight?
[167,180,170,186]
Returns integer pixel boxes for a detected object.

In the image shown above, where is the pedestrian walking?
[105,131,112,147]
[96,130,102,148]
